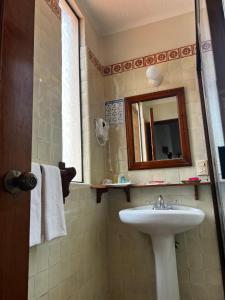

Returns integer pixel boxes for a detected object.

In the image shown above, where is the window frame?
[62,0,84,183]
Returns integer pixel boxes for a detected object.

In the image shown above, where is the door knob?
[4,170,37,194]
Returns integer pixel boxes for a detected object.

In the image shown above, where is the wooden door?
[0,0,35,299]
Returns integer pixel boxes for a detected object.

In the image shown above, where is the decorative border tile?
[123,60,133,72]
[87,48,103,74]
[133,57,144,69]
[144,54,156,66]
[192,44,197,55]
[112,63,123,74]
[201,40,212,53]
[88,41,212,76]
[103,66,112,76]
[180,45,193,58]
[167,49,180,61]
[45,0,61,18]
[155,51,167,63]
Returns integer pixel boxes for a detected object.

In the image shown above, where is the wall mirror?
[125,87,192,170]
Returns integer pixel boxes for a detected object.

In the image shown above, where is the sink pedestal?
[151,235,180,300]
[119,204,205,300]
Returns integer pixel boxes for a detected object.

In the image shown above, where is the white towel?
[30,163,42,247]
[41,164,67,241]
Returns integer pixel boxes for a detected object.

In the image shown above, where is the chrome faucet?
[152,195,172,210]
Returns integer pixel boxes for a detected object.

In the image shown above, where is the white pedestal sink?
[119,205,205,300]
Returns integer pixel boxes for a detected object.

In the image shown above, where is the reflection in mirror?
[132,97,182,162]
[126,87,191,170]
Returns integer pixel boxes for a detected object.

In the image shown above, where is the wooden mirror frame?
[125,87,192,170]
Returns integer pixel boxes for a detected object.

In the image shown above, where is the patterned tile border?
[201,40,212,52]
[87,48,103,73]
[88,40,212,77]
[45,0,61,19]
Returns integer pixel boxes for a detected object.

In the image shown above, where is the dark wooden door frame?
[195,0,225,293]
[0,0,35,299]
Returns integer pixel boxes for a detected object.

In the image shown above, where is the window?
[60,0,83,182]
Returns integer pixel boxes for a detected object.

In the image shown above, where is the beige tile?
[35,270,49,298]
[38,294,49,300]
[60,239,72,259]
[205,269,223,285]
[28,276,35,300]
[179,283,193,300]
[48,285,62,300]
[29,247,37,277]
[48,241,61,266]
[36,244,49,272]
[48,263,62,289]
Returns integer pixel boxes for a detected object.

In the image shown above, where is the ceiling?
[77,0,195,36]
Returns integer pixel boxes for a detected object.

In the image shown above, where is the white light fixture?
[146,65,163,87]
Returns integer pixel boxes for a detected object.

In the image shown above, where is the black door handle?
[4,170,37,194]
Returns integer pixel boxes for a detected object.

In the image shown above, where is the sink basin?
[119,204,205,235]
[119,204,205,300]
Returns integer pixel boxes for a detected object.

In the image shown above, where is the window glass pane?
[60,1,82,182]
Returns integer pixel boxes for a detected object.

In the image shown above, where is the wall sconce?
[146,65,163,87]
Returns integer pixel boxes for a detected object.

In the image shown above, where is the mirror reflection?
[132,96,182,162]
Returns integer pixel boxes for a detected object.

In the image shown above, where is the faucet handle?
[152,195,164,210]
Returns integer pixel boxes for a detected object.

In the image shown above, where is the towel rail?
[59,162,76,203]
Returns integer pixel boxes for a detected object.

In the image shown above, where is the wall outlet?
[196,160,209,176]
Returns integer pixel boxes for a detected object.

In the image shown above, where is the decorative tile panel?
[88,41,212,76]
[105,99,124,125]
[45,0,61,18]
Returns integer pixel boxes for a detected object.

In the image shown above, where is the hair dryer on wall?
[95,118,109,146]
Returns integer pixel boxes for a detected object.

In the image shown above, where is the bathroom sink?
[119,204,205,300]
[119,204,205,235]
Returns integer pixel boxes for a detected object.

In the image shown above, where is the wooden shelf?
[91,184,132,204]
[91,182,211,204]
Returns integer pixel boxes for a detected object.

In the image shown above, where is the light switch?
[196,160,209,176]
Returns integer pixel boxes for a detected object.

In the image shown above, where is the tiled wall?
[32,0,62,165]
[108,186,223,300]
[104,57,208,183]
[31,1,224,300]
[87,52,107,184]
[29,186,109,300]
[103,56,224,300]
[29,1,109,299]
